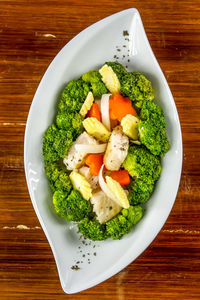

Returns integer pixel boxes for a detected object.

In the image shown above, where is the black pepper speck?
[123,30,129,36]
[71,265,80,270]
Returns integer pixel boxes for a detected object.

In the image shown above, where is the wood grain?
[0,0,200,299]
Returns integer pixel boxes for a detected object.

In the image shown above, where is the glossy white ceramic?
[24,8,182,294]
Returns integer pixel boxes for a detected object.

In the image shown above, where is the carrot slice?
[85,154,104,176]
[87,103,101,121]
[109,93,136,122]
[110,169,130,185]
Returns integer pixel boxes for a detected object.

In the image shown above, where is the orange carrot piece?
[110,169,130,185]
[109,93,136,122]
[85,154,104,176]
[87,103,101,121]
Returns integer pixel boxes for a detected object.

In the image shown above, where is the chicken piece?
[63,132,98,170]
[79,166,99,190]
[90,190,121,224]
[103,126,129,171]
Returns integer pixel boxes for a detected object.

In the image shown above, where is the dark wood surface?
[1,0,200,299]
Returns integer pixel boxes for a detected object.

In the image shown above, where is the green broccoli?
[128,179,154,205]
[56,111,83,139]
[43,124,73,164]
[65,190,92,222]
[121,72,154,106]
[53,128,73,158]
[82,70,107,98]
[53,190,68,219]
[106,206,143,240]
[105,61,127,83]
[59,79,90,112]
[78,206,143,241]
[43,124,60,164]
[53,189,92,221]
[78,217,108,241]
[45,161,72,193]
[138,100,170,157]
[123,145,161,184]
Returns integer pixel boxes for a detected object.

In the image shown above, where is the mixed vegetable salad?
[43,62,170,241]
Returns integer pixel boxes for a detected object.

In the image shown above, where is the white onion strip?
[74,143,107,153]
[101,93,111,131]
[98,164,116,202]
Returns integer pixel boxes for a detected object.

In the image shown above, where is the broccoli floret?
[43,124,73,165]
[45,162,72,193]
[105,61,127,83]
[56,111,83,138]
[78,217,108,241]
[53,129,73,158]
[82,70,107,98]
[82,70,100,83]
[53,190,68,219]
[79,206,143,241]
[121,72,154,106]
[65,190,92,222]
[53,189,92,221]
[140,100,166,124]
[123,145,161,183]
[128,179,154,205]
[43,124,60,164]
[138,101,170,157]
[59,79,90,112]
[106,206,143,240]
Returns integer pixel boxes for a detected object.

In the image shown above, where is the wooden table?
[1,0,200,299]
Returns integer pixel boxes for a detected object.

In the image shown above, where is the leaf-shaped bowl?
[24,8,182,294]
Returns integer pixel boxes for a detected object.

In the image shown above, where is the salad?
[43,62,170,241]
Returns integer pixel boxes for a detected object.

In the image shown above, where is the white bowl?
[24,8,182,294]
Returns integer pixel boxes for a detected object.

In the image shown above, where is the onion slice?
[98,164,118,203]
[101,93,111,131]
[74,143,107,153]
